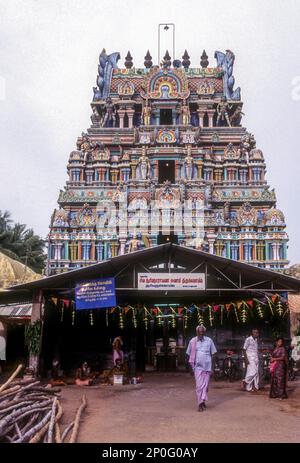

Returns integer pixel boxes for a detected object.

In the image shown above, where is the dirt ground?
[59,373,300,443]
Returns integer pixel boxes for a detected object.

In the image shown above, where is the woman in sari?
[269,337,288,399]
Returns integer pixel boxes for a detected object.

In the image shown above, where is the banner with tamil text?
[75,278,116,310]
[138,273,205,290]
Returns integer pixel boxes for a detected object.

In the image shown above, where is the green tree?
[0,210,45,273]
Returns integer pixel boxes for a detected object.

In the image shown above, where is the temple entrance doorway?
[158,160,175,183]
[160,108,172,125]
[145,310,187,372]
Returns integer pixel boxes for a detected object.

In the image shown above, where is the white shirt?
[243,336,258,358]
[186,336,217,372]
[291,336,300,362]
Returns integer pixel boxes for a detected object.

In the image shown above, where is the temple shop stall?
[0,303,32,372]
[0,244,300,377]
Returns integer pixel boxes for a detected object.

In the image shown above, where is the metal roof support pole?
[210,264,240,289]
[189,262,205,273]
[243,280,270,289]
[133,264,136,289]
[0,321,7,364]
[113,264,130,279]
[29,289,43,376]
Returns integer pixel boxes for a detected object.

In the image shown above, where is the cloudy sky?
[0,0,300,263]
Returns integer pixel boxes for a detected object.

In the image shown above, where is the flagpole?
[158,23,175,65]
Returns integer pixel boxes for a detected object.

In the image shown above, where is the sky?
[0,0,300,263]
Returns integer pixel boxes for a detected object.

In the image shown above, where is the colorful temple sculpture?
[47,48,288,275]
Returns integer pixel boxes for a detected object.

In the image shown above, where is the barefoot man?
[186,325,217,411]
[242,328,260,392]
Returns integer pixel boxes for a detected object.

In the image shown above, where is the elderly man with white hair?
[186,325,217,411]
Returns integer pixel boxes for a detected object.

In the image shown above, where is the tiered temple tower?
[47,48,288,275]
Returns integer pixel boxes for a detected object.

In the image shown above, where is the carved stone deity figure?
[229,104,244,126]
[189,233,205,250]
[204,184,212,207]
[127,234,140,253]
[216,96,232,127]
[142,99,151,126]
[182,100,190,125]
[223,201,231,222]
[79,134,93,160]
[103,97,116,127]
[137,146,151,180]
[239,132,256,161]
[91,141,105,161]
[183,146,194,180]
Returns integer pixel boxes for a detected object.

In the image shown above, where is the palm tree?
[0,210,46,273]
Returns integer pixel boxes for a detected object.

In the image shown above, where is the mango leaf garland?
[276,298,284,317]
[89,310,94,326]
[25,320,42,355]
[208,305,214,327]
[196,308,204,326]
[132,308,137,328]
[119,307,124,329]
[241,301,248,324]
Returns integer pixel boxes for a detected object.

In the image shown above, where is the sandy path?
[59,373,300,443]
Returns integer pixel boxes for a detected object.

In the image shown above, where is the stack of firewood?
[0,365,86,443]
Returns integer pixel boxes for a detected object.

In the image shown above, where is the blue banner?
[75,278,116,310]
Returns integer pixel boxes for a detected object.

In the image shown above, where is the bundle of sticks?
[0,364,87,443]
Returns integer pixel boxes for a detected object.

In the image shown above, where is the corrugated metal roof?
[0,303,32,317]
[9,243,300,291]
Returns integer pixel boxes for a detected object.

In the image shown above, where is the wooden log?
[10,378,38,387]
[18,381,40,391]
[0,385,21,399]
[68,395,87,443]
[29,400,63,443]
[0,365,23,393]
[55,423,62,443]
[14,422,22,440]
[14,409,53,443]
[61,421,74,443]
[27,386,61,394]
[19,412,40,435]
[0,402,52,436]
[0,400,34,415]
[17,393,59,402]
[2,406,52,438]
[47,397,57,443]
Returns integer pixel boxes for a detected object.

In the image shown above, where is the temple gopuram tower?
[47,48,288,275]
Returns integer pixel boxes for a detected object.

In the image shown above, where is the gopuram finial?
[163,50,171,68]
[144,50,153,68]
[182,50,190,69]
[125,51,133,69]
[200,50,209,68]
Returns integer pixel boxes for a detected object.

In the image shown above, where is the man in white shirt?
[186,325,217,411]
[242,328,260,392]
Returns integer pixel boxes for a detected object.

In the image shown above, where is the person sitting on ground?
[75,361,94,386]
[112,336,124,365]
[107,358,129,385]
[50,358,66,386]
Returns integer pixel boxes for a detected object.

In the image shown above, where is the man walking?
[242,328,260,392]
[186,325,217,412]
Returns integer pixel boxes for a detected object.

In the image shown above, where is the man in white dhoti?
[242,328,260,392]
[186,325,217,411]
